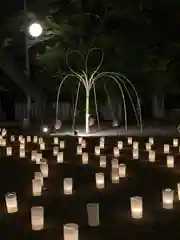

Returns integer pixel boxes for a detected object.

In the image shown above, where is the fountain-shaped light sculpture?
[56,48,143,134]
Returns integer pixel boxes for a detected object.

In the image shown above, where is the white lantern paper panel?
[32,179,42,196]
[96,173,104,189]
[113,147,120,157]
[31,206,44,231]
[100,155,106,168]
[167,155,174,168]
[57,152,64,163]
[95,146,100,156]
[6,147,12,156]
[149,151,155,162]
[87,203,100,227]
[64,178,73,195]
[5,192,18,213]
[82,152,88,164]
[164,144,170,154]
[173,138,178,147]
[130,196,143,219]
[119,164,126,178]
[63,223,79,240]
[60,140,65,149]
[162,188,174,209]
[77,145,82,155]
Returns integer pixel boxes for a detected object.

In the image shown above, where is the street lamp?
[28,23,43,38]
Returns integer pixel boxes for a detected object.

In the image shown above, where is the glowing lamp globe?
[42,126,48,133]
[28,23,43,38]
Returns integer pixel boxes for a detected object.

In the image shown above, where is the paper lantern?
[5,192,18,213]
[26,136,31,143]
[162,188,174,209]
[127,137,132,145]
[113,147,120,157]
[111,158,119,169]
[60,140,65,149]
[40,163,48,178]
[146,143,151,151]
[81,140,86,148]
[53,146,59,156]
[64,178,73,195]
[82,152,88,164]
[100,155,106,168]
[119,163,126,178]
[34,172,43,186]
[40,142,45,150]
[77,145,82,155]
[177,183,180,200]
[149,137,154,145]
[32,179,42,196]
[36,153,42,164]
[95,173,104,189]
[19,149,25,158]
[31,206,44,231]
[111,168,119,183]
[10,135,15,142]
[133,141,139,150]
[2,139,6,146]
[20,143,25,149]
[20,138,25,144]
[33,136,38,143]
[149,151,155,162]
[87,203,100,227]
[89,116,95,126]
[167,155,174,168]
[133,149,139,159]
[63,223,79,240]
[99,140,104,149]
[6,147,12,156]
[54,137,59,145]
[2,128,7,136]
[130,196,143,219]
[57,152,64,163]
[18,135,23,142]
[95,146,100,156]
[173,138,178,147]
[100,137,105,143]
[31,150,37,161]
[164,144,170,154]
[117,141,123,150]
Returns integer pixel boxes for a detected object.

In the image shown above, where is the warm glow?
[28,22,43,37]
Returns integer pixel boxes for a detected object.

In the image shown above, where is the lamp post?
[24,0,43,126]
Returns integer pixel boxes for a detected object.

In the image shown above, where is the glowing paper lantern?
[36,153,42,164]
[64,178,73,195]
[95,173,104,189]
[31,206,44,231]
[18,135,23,142]
[2,139,6,146]
[127,137,132,145]
[63,223,79,240]
[164,144,170,154]
[162,188,174,209]
[82,152,88,164]
[31,150,37,161]
[130,196,143,219]
[77,145,82,155]
[113,147,120,157]
[146,143,151,151]
[53,146,59,156]
[40,142,45,150]
[5,192,18,213]
[87,203,100,227]
[95,146,100,156]
[111,158,119,169]
[57,152,63,163]
[133,141,139,150]
[54,137,59,145]
[26,136,31,143]
[33,136,38,143]
[117,141,123,150]
[2,128,7,136]
[119,163,126,178]
[6,147,12,156]
[81,140,86,148]
[32,179,42,196]
[20,143,25,149]
[20,138,25,144]
[133,149,139,159]
[60,140,65,149]
[177,183,180,200]
[40,164,48,178]
[111,168,119,183]
[99,140,104,149]
[149,137,154,145]
[78,137,83,144]
[34,172,43,186]
[10,135,15,142]
[19,149,25,158]
[173,138,178,147]
[100,155,106,168]
[167,155,174,168]
[149,151,155,162]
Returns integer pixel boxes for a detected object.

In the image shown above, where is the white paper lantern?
[33,136,38,143]
[2,128,7,136]
[81,140,86,148]
[149,137,154,145]
[100,137,105,143]
[40,163,48,178]
[10,135,15,142]
[164,144,170,154]
[63,223,79,240]
[54,137,59,145]
[133,149,139,159]
[5,192,18,213]
[31,150,37,161]
[60,140,65,149]
[119,163,126,178]
[99,140,104,149]
[19,149,25,158]
[111,158,119,169]
[162,188,174,209]
[78,137,83,144]
[53,146,59,156]
[100,155,106,168]
[20,138,25,144]
[177,183,180,200]
[127,137,132,145]
[57,152,64,163]
[95,173,104,189]
[111,168,119,183]
[1,139,6,146]
[26,136,31,143]
[40,142,45,150]
[173,138,178,147]
[34,172,43,186]
[117,141,123,150]
[20,143,25,149]
[146,143,151,151]
[18,135,23,142]
[82,152,88,164]
[113,147,120,157]
[149,151,155,162]
[130,196,143,219]
[64,178,73,195]
[95,146,100,156]
[167,155,174,168]
[36,153,42,164]
[77,145,82,155]
[6,147,12,156]
[87,203,100,227]
[32,179,42,196]
[133,141,139,150]
[31,206,44,231]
